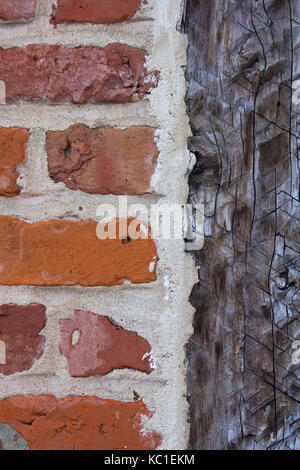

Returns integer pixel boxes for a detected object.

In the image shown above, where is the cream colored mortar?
[0,0,197,450]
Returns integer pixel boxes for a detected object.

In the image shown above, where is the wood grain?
[182,0,300,450]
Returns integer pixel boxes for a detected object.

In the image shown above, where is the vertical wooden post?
[183,0,300,450]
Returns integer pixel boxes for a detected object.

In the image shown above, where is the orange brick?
[0,216,156,286]
[0,395,162,450]
[0,128,28,197]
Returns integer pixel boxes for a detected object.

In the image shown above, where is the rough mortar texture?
[46,124,159,195]
[60,309,154,377]
[0,0,197,450]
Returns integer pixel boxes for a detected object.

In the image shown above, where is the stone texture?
[51,0,145,25]
[0,423,29,450]
[0,395,162,450]
[0,128,28,197]
[46,125,159,195]
[0,0,36,21]
[0,304,46,375]
[0,216,157,286]
[0,44,158,104]
[60,309,154,377]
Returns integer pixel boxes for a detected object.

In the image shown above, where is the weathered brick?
[60,309,154,377]
[51,0,145,25]
[0,0,36,21]
[0,395,162,450]
[46,125,159,195]
[0,216,156,286]
[0,128,28,197]
[0,44,158,104]
[0,304,46,375]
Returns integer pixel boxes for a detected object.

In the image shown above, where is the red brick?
[46,125,159,195]
[0,0,36,21]
[51,0,145,25]
[0,304,46,375]
[60,309,154,377]
[0,44,158,104]
[0,128,28,197]
[0,395,162,450]
[0,216,157,286]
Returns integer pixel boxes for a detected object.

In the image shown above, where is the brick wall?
[0,0,196,450]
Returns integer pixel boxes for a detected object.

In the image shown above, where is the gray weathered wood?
[182,0,300,450]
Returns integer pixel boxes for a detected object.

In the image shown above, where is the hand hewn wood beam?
[183,0,300,450]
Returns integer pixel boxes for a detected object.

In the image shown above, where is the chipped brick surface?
[51,0,145,25]
[0,395,162,450]
[0,128,28,197]
[0,216,157,286]
[0,304,46,375]
[60,309,154,377]
[0,0,36,21]
[46,125,159,195]
[0,44,158,104]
